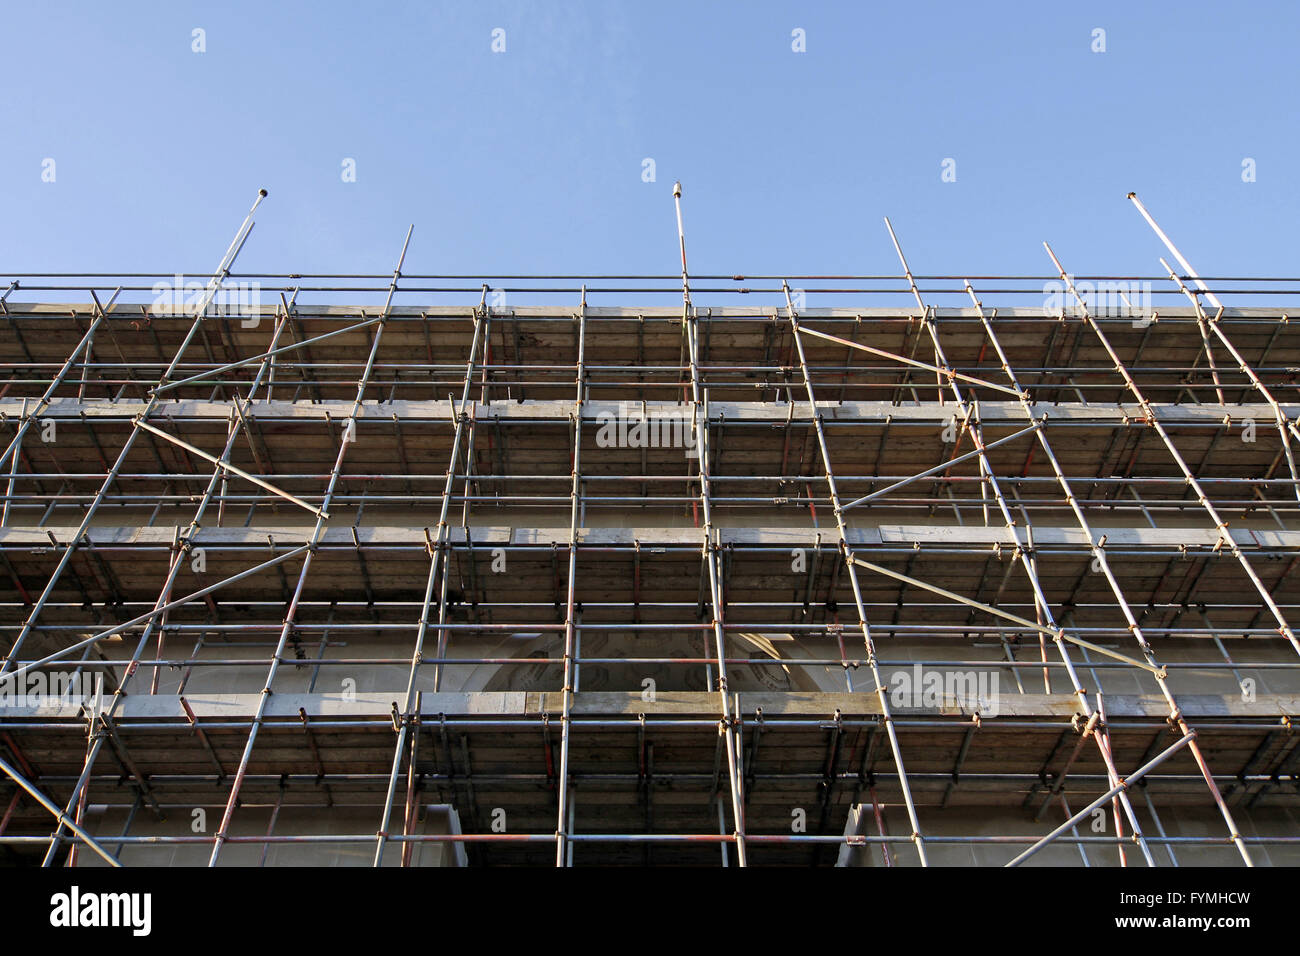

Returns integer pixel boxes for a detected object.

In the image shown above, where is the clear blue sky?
[3,1,1297,303]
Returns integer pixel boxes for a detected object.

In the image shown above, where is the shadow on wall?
[468,631,836,694]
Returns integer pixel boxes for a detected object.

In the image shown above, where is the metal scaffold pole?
[783,279,930,867]
[675,182,749,865]
[207,225,413,867]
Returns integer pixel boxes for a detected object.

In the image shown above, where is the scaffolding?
[1,189,1299,866]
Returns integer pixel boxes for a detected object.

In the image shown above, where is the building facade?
[1,203,1298,866]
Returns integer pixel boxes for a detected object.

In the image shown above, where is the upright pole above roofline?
[1127,192,1222,310]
